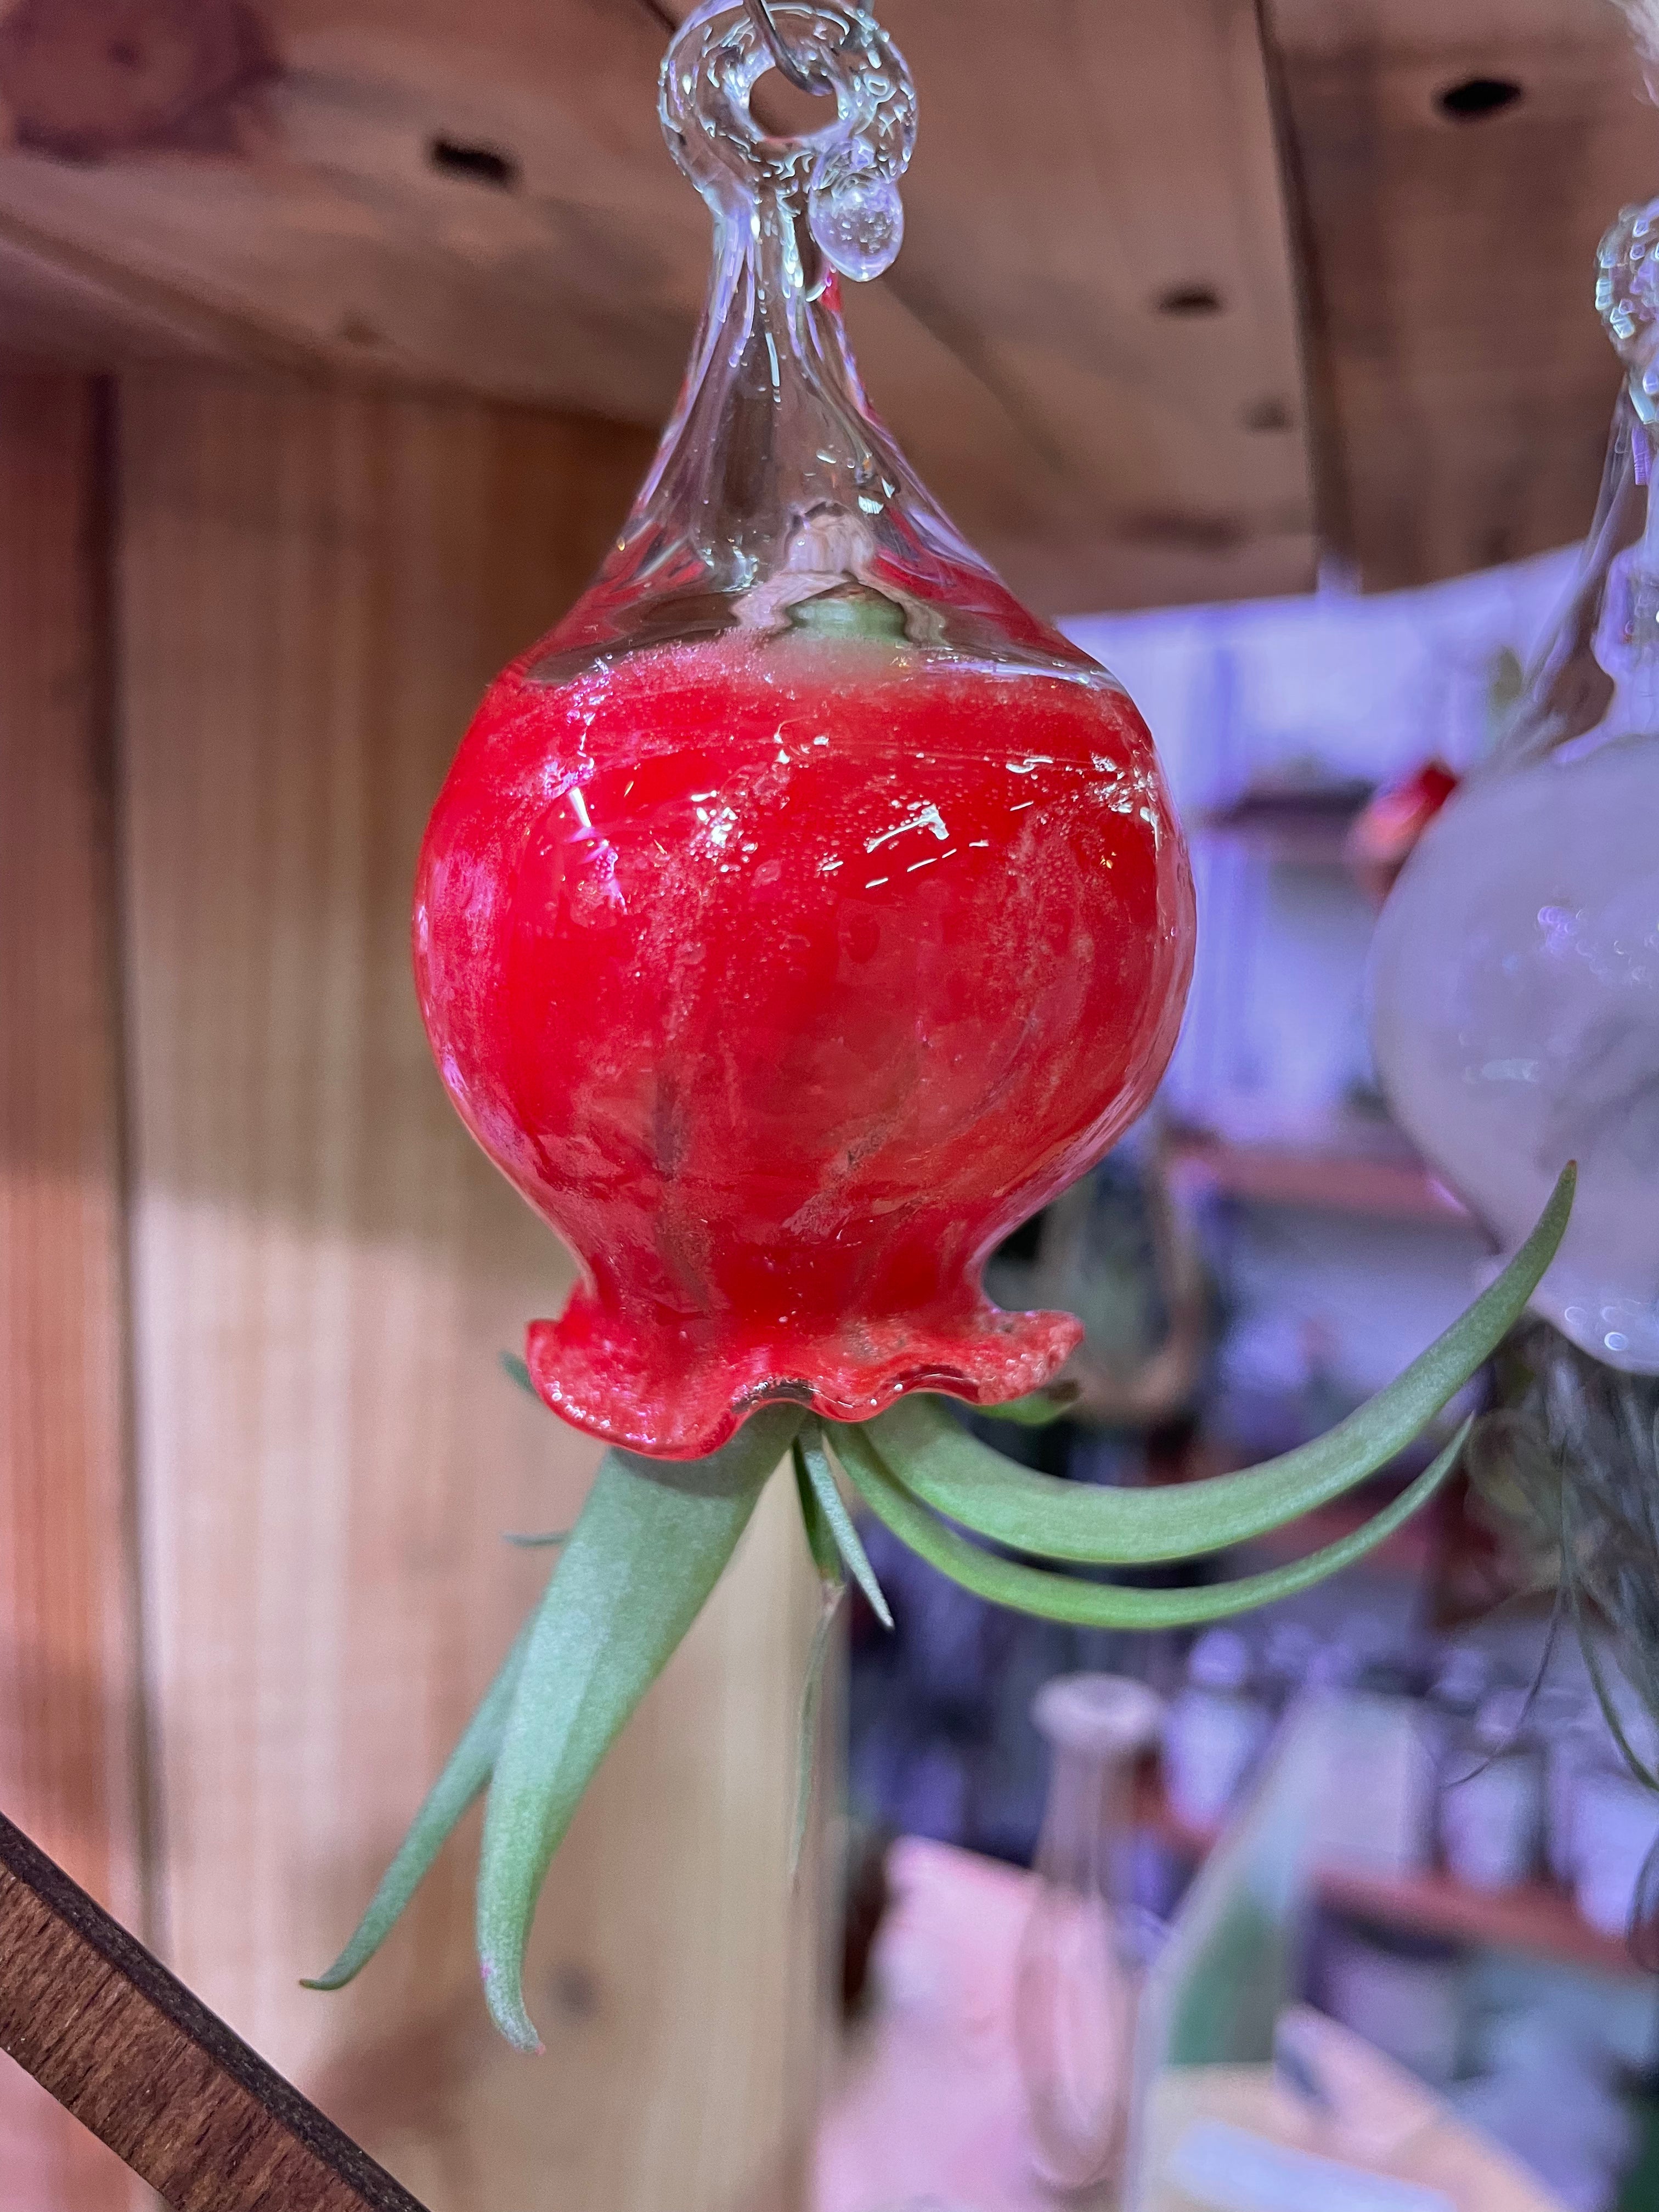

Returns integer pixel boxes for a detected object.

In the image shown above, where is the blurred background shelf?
[1197,781,1372,867]
[1167,1124,1471,1223]
[1139,1774,1645,1982]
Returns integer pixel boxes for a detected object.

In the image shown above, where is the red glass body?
[415,621,1193,1457]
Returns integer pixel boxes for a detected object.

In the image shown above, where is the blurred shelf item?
[818,1836,1572,2212]
[1167,1122,1471,1224]
[1196,780,1372,866]
[816,1838,1041,2212]
[1139,1775,1646,1982]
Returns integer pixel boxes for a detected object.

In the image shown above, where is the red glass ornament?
[320,8,1571,2053]
[412,1,1194,1458]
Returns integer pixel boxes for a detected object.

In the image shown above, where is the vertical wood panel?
[0,370,144,2204]
[117,365,825,2211]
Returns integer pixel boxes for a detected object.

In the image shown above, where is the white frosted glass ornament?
[1371,199,1659,1375]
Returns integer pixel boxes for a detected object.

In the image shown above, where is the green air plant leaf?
[476,1404,803,2050]
[791,1436,848,1874]
[866,1165,1574,1566]
[306,1607,539,1991]
[319,1172,1572,2053]
[831,1418,1470,1629]
[793,1581,845,1876]
[793,1436,844,1585]
[972,1383,1080,1427]
[500,1349,538,1397]
[796,1425,893,1628]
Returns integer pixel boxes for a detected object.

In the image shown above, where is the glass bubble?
[809,165,904,278]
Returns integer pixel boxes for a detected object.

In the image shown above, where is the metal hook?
[744,0,828,94]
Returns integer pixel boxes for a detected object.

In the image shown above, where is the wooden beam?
[1266,0,1653,589]
[115,363,827,2211]
[0,1810,427,2212]
[854,0,1316,611]
[0,0,1314,610]
[0,368,145,2208]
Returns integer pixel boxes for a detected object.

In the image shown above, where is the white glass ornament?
[1370,199,1659,1375]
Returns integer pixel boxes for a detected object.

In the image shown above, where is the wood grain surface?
[0,1,1646,607]
[0,1809,427,2211]
[0,0,1316,611]
[0,367,145,2206]
[842,0,1317,612]
[115,364,826,2212]
[1267,0,1652,588]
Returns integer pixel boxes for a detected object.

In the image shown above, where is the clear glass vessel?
[1370,196,1659,1375]
[1014,1673,1165,2193]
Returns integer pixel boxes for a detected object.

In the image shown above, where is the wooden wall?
[0,368,143,2207]
[0,363,827,2210]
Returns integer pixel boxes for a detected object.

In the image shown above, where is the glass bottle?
[1370,197,1659,1376]
[1014,1672,1165,2193]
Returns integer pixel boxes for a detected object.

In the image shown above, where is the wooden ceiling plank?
[831,0,1318,603]
[1265,0,1655,590]
[0,0,1314,611]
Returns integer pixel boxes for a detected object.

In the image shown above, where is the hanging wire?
[744,0,827,92]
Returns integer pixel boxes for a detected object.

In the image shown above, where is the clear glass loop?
[661,0,915,279]
[743,0,827,93]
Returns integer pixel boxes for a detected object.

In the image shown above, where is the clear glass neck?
[1033,1731,1139,1897]
[1498,196,1659,769]
[531,0,1091,680]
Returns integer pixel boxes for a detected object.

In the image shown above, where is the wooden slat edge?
[0,1812,430,2212]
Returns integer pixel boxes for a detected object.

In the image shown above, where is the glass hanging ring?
[663,0,917,281]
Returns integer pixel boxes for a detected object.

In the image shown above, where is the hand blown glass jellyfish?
[314,0,1572,2047]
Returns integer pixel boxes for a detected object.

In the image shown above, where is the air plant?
[1468,1328,1659,1829]
[311,1179,1572,2047]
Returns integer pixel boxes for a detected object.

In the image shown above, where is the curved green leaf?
[476,1406,802,2050]
[793,1435,844,1586]
[798,1423,893,1628]
[869,1165,1572,1565]
[500,1349,538,1398]
[789,1435,847,1877]
[831,1418,1470,1629]
[974,1384,1080,1427]
[304,1607,538,1991]
[792,1582,845,1877]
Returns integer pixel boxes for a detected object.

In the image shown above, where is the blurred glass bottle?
[1163,1627,1274,1831]
[1014,1673,1165,2193]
